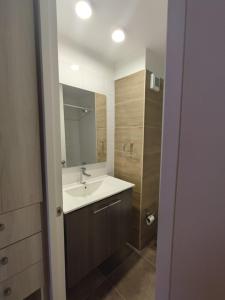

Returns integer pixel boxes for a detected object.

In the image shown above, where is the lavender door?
[157,0,225,299]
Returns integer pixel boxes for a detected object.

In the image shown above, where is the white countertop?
[63,175,134,214]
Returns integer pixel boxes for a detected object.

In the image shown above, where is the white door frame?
[38,0,66,299]
[36,0,185,299]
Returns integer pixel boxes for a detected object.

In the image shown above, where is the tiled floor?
[67,241,157,300]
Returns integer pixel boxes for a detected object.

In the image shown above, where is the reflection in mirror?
[60,84,107,168]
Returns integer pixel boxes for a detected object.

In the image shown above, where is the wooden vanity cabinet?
[64,189,132,289]
[108,191,132,253]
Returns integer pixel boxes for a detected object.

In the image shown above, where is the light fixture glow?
[75,1,92,20]
[112,29,126,43]
[70,64,80,71]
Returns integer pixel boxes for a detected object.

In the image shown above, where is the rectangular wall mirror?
[60,84,107,168]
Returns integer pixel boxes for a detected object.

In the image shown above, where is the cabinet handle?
[0,257,9,266]
[93,206,108,214]
[0,224,5,231]
[109,200,122,207]
[3,287,12,297]
[93,200,122,214]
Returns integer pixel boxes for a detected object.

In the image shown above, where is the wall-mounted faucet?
[80,167,91,184]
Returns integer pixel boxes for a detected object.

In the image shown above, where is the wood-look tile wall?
[95,93,107,163]
[115,71,145,249]
[115,70,163,250]
[141,71,164,249]
[0,1,46,297]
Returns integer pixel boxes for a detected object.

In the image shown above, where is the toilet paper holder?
[145,212,156,226]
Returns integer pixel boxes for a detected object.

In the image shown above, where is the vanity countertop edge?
[63,175,134,214]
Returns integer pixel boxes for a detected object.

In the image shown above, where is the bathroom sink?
[66,180,103,198]
[63,175,134,214]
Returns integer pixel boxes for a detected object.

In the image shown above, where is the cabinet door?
[90,201,110,268]
[109,190,132,254]
[65,200,110,288]
[64,190,132,288]
[0,0,43,213]
[64,207,91,288]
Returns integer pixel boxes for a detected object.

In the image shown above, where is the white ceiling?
[56,0,168,67]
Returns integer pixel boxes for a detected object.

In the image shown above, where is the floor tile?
[89,279,124,300]
[67,269,106,300]
[138,240,157,267]
[99,245,133,277]
[101,289,124,300]
[108,252,156,300]
[67,243,157,300]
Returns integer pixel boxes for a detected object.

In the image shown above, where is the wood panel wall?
[0,0,46,298]
[141,71,164,248]
[115,71,145,248]
[115,70,163,249]
[95,93,107,163]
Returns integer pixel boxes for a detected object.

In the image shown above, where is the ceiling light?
[112,29,126,43]
[75,1,92,20]
[70,64,80,71]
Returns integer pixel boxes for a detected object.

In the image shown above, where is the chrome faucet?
[80,167,91,184]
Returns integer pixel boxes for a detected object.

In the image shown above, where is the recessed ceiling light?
[75,1,92,20]
[112,29,126,43]
[70,64,80,71]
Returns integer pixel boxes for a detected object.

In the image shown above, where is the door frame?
[37,0,66,299]
[36,0,188,299]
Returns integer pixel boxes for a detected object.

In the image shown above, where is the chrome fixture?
[80,167,91,184]
[150,73,161,92]
[64,103,91,113]
[146,213,156,226]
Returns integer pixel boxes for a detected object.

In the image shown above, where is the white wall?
[114,54,146,80]
[58,37,115,184]
[146,49,165,78]
[114,48,165,81]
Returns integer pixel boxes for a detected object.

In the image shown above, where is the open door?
[157,0,225,299]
